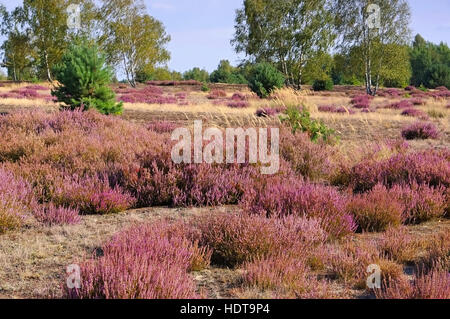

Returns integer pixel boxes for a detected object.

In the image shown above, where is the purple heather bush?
[410,98,426,106]
[227,101,250,108]
[147,121,179,134]
[318,105,337,113]
[346,184,404,232]
[351,95,372,109]
[376,268,450,299]
[401,121,440,140]
[241,254,332,298]
[0,168,35,233]
[378,226,421,263]
[280,127,340,181]
[401,108,428,119]
[395,183,446,224]
[65,220,210,299]
[240,176,356,238]
[388,100,414,109]
[207,89,227,99]
[195,213,327,268]
[231,92,247,101]
[33,203,81,226]
[343,150,450,192]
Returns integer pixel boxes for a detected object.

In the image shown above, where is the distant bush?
[207,89,227,99]
[201,83,210,92]
[52,43,123,115]
[313,78,334,91]
[248,63,285,98]
[401,122,440,140]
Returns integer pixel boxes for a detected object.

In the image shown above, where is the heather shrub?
[401,108,428,119]
[240,176,356,238]
[0,168,34,233]
[147,121,179,134]
[65,221,210,299]
[52,176,135,215]
[248,63,285,98]
[347,184,404,232]
[344,150,450,192]
[227,101,249,108]
[195,213,327,268]
[396,184,446,224]
[327,240,404,289]
[33,203,81,226]
[376,269,450,299]
[279,127,339,181]
[52,43,123,115]
[421,231,449,271]
[401,122,440,140]
[388,100,414,109]
[207,89,227,99]
[242,254,332,298]
[378,227,422,263]
[351,95,372,109]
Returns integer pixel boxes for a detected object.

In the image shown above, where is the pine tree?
[52,43,123,115]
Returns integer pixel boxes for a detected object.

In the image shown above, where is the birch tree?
[232,0,334,88]
[333,0,411,95]
[100,0,170,87]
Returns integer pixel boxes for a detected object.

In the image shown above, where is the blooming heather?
[401,122,440,140]
[65,220,210,299]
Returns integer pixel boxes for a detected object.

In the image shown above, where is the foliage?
[312,77,334,91]
[247,62,285,98]
[209,60,247,84]
[233,0,334,87]
[183,67,210,83]
[52,43,123,115]
[280,106,336,142]
[100,0,170,87]
[333,0,411,94]
[410,34,450,89]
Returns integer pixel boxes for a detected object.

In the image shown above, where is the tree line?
[1,0,449,92]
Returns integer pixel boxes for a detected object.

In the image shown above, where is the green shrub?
[280,106,337,143]
[248,63,285,98]
[201,82,210,92]
[312,78,334,91]
[52,43,123,115]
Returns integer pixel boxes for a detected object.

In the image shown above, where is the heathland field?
[0,81,449,299]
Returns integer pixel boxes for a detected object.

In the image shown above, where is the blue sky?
[1,0,449,74]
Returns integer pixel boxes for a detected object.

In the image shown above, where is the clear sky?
[1,0,449,74]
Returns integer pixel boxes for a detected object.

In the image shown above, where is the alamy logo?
[171,120,280,175]
[67,4,81,29]
[366,4,381,29]
[366,264,382,289]
[66,264,81,289]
